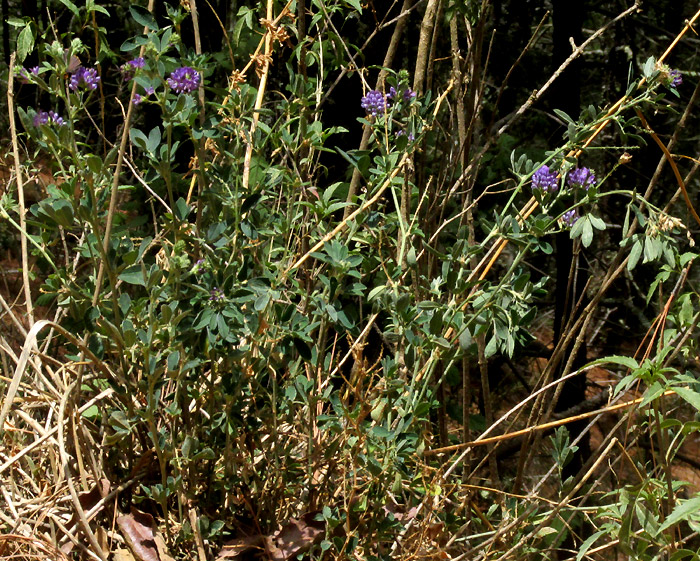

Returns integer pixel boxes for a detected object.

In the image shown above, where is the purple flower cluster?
[33,110,65,127]
[167,66,200,94]
[121,57,145,80]
[69,66,100,91]
[362,84,417,118]
[562,209,579,227]
[209,287,224,302]
[669,69,683,88]
[387,86,417,102]
[531,165,559,193]
[361,90,387,116]
[567,167,596,190]
[193,259,207,274]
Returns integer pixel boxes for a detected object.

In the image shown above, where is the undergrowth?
[2,1,700,560]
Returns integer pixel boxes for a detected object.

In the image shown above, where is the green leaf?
[241,193,262,214]
[254,292,270,312]
[670,549,700,561]
[590,355,639,370]
[628,240,643,271]
[181,435,195,458]
[643,56,656,79]
[130,128,148,150]
[484,335,498,358]
[120,36,149,52]
[589,214,606,230]
[7,17,27,27]
[167,351,180,372]
[56,0,80,17]
[570,215,586,240]
[406,246,417,267]
[581,218,594,247]
[553,109,574,124]
[368,285,386,302]
[641,380,665,407]
[658,496,700,535]
[130,5,159,30]
[90,4,110,16]
[147,126,161,154]
[118,265,146,287]
[371,426,392,439]
[293,338,312,361]
[644,236,661,263]
[458,327,473,350]
[81,404,100,419]
[175,198,190,220]
[16,25,34,63]
[673,386,700,412]
[576,530,607,561]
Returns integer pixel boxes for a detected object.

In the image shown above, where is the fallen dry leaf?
[271,512,325,561]
[216,534,266,559]
[216,512,326,561]
[79,479,111,512]
[383,499,419,523]
[61,478,112,555]
[117,508,159,561]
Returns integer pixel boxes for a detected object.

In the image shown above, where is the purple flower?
[361,90,387,117]
[33,110,65,127]
[193,259,207,274]
[387,86,398,99]
[33,111,48,126]
[167,66,200,94]
[403,88,416,102]
[132,93,142,106]
[69,66,100,91]
[567,167,596,190]
[19,66,40,83]
[121,57,145,80]
[669,69,683,88]
[562,209,579,227]
[531,165,559,193]
[145,86,155,96]
[209,287,224,302]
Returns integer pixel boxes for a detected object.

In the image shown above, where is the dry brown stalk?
[425,391,674,456]
[7,54,33,325]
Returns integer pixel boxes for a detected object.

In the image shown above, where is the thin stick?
[7,54,33,324]
[58,381,108,561]
[92,0,155,309]
[241,0,275,193]
[425,391,673,455]
[635,108,700,226]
